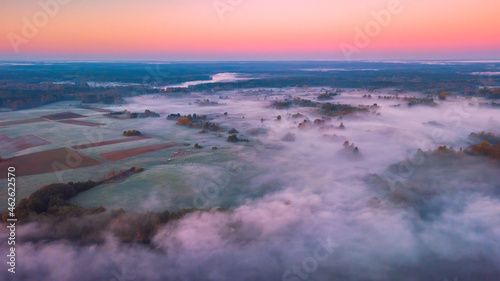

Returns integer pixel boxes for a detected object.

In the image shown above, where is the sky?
[1,0,499,61]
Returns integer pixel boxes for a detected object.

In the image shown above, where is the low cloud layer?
[2,89,500,281]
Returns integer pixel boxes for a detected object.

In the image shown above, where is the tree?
[471,141,500,160]
[177,117,192,126]
[26,198,46,214]
[123,130,141,136]
[438,92,449,100]
[227,134,239,142]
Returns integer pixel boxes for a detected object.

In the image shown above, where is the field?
[0,117,47,127]
[56,119,104,127]
[41,111,87,120]
[0,134,50,153]
[72,136,151,149]
[0,148,101,178]
[76,105,113,113]
[99,142,177,161]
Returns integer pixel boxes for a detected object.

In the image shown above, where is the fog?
[2,89,500,280]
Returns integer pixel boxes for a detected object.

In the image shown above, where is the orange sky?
[1,0,499,60]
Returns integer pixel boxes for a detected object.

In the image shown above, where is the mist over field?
[2,0,500,277]
[1,65,499,281]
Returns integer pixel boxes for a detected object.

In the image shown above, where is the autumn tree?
[107,170,116,179]
[438,92,449,100]
[471,141,500,160]
[123,130,141,136]
[177,117,192,126]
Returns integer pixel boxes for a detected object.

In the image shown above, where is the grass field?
[0,117,47,127]
[56,119,104,127]
[76,105,113,113]
[72,136,151,149]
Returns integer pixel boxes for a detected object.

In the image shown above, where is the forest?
[1,62,499,111]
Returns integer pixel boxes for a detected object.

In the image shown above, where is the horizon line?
[1,59,500,63]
